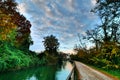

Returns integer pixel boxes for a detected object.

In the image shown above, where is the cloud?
[17,3,26,14]
[61,49,75,54]
[16,0,99,52]
[91,0,96,6]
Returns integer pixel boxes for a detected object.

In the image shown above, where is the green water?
[0,61,73,80]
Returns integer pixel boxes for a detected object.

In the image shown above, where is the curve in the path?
[75,61,116,80]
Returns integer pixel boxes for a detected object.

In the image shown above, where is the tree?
[88,0,120,69]
[43,35,59,55]
[91,0,120,44]
[0,11,16,42]
[0,0,17,42]
[0,0,32,50]
[86,27,102,51]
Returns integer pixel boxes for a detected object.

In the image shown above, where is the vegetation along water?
[0,61,73,80]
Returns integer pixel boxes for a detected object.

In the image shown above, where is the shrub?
[90,44,120,69]
[0,41,42,72]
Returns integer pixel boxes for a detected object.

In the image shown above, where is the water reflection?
[0,61,73,80]
[56,61,73,80]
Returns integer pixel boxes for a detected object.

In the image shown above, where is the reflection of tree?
[0,68,34,80]
[62,61,67,69]
[57,61,67,72]
[0,66,57,80]
[57,61,62,70]
[0,62,73,80]
[35,66,57,80]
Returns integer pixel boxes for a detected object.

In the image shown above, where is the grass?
[89,65,120,80]
[103,69,120,79]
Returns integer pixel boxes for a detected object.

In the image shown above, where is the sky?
[16,0,100,53]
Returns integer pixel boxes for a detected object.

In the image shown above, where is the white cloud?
[17,3,26,14]
[16,0,99,53]
[91,0,96,6]
[65,0,75,12]
[62,49,75,54]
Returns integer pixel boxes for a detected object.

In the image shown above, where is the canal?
[0,61,73,80]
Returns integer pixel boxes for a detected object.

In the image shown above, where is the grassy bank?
[0,42,45,72]
[90,65,120,80]
[104,69,120,79]
[0,41,61,73]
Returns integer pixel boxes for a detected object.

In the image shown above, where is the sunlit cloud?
[16,0,99,53]
[17,3,26,14]
[91,0,97,6]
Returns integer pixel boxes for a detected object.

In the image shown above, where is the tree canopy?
[91,0,120,44]
[43,35,59,55]
[0,0,32,50]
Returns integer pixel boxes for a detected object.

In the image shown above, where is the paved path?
[75,61,116,80]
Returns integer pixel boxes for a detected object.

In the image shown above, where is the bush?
[0,59,7,71]
[90,44,120,69]
[0,42,42,72]
[37,51,58,65]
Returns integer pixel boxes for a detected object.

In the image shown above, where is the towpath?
[75,61,118,80]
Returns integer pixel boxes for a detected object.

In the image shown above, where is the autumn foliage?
[0,0,32,50]
[0,0,41,72]
[71,0,120,70]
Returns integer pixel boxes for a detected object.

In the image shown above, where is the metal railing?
[66,61,75,80]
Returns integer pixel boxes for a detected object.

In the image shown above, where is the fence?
[66,61,75,80]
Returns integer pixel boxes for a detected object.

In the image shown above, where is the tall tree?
[0,0,17,43]
[86,27,102,51]
[43,35,59,55]
[0,11,16,42]
[92,0,120,44]
[0,0,32,50]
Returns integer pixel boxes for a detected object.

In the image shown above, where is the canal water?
[0,61,73,80]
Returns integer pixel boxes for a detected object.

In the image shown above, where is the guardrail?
[66,61,75,80]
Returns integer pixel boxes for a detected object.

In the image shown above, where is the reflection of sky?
[27,76,37,80]
[0,61,73,80]
[16,0,100,53]
[56,69,70,80]
[56,62,73,80]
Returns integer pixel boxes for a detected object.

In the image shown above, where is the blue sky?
[16,0,100,53]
